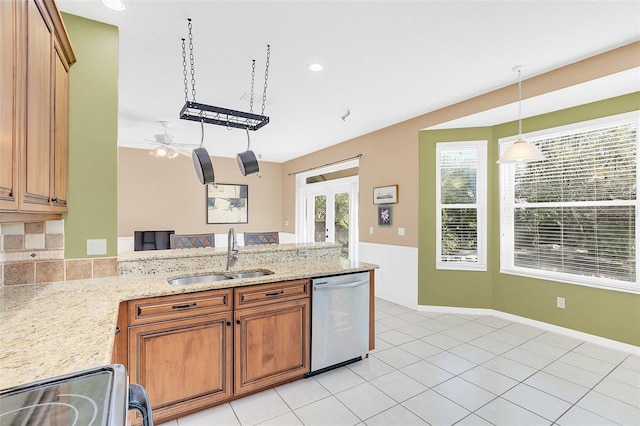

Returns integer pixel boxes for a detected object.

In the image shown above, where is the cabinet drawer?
[234,279,310,309]
[129,289,232,325]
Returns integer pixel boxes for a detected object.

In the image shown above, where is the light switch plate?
[369,226,374,234]
[557,297,566,309]
[398,227,405,236]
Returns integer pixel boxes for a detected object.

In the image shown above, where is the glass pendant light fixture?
[497,66,545,164]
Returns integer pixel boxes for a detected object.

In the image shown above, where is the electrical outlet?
[557,297,566,309]
[398,227,405,236]
[297,249,309,257]
[87,239,107,255]
[369,226,374,234]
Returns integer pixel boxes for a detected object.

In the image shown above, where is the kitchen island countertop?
[0,255,376,390]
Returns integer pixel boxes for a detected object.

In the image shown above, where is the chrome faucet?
[226,227,239,272]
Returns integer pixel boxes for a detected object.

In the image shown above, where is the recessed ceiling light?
[101,0,125,11]
[308,63,324,72]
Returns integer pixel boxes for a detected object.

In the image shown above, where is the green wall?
[419,93,640,346]
[62,14,119,259]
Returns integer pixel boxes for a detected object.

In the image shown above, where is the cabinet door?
[51,41,69,210]
[0,0,19,211]
[234,298,310,395]
[129,312,233,424]
[21,0,53,210]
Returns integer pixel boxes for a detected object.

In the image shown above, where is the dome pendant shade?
[497,65,545,165]
[497,139,545,164]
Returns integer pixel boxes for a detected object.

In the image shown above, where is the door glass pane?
[314,195,326,242]
[334,192,349,257]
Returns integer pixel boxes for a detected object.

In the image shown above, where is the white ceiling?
[56,0,640,163]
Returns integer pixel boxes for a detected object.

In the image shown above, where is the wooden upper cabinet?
[0,0,75,216]
[22,0,54,209]
[52,41,70,209]
[0,0,19,211]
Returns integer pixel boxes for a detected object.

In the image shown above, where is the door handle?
[172,302,197,310]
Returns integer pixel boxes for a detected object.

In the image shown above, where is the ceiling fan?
[145,121,198,159]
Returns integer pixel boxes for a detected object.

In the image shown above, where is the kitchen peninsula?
[0,242,376,423]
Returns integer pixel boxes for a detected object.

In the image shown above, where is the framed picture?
[206,183,248,224]
[378,205,392,226]
[373,185,398,204]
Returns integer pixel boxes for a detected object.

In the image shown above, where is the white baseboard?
[415,303,639,355]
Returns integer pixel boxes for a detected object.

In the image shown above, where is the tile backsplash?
[0,220,117,286]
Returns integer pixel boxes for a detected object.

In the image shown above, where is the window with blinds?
[499,112,639,292]
[436,141,487,270]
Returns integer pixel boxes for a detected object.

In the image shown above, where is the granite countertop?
[0,255,376,390]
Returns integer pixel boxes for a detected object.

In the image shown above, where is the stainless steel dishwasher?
[310,271,370,374]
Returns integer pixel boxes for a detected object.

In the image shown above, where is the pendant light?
[497,66,545,164]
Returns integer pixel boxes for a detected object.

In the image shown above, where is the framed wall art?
[373,185,398,204]
[378,205,392,226]
[206,183,248,224]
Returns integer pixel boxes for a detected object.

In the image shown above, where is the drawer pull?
[265,290,284,297]
[172,302,197,310]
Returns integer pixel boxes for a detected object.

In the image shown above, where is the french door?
[297,177,358,259]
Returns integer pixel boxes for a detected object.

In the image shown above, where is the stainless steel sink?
[168,274,233,286]
[168,269,274,285]
[229,269,274,279]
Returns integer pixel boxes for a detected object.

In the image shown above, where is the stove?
[0,364,153,426]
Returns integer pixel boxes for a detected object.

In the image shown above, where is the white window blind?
[436,141,487,271]
[499,112,639,292]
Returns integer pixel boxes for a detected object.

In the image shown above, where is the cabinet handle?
[115,326,120,335]
[236,320,241,325]
[51,197,58,203]
[226,321,232,327]
[265,290,284,296]
[172,302,197,310]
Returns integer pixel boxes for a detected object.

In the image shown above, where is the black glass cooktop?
[0,365,127,426]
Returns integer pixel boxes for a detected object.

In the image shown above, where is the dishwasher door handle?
[313,279,369,291]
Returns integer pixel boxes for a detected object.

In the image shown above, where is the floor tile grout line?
[379,304,575,425]
[378,300,639,425]
[548,353,635,425]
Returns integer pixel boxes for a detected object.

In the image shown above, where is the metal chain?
[181,38,188,103]
[188,19,196,102]
[261,45,270,116]
[517,68,522,137]
[249,60,256,113]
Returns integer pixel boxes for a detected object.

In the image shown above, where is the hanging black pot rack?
[179,102,269,130]
[179,19,270,131]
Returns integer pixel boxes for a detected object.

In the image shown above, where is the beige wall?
[118,148,283,237]
[281,124,420,247]
[281,42,639,249]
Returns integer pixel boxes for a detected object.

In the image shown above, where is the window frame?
[498,111,639,294]
[436,140,488,271]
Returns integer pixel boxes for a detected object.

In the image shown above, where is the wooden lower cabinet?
[128,311,233,424]
[234,297,310,395]
[125,281,311,424]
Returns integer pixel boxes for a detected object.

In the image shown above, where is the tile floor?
[167,298,640,426]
